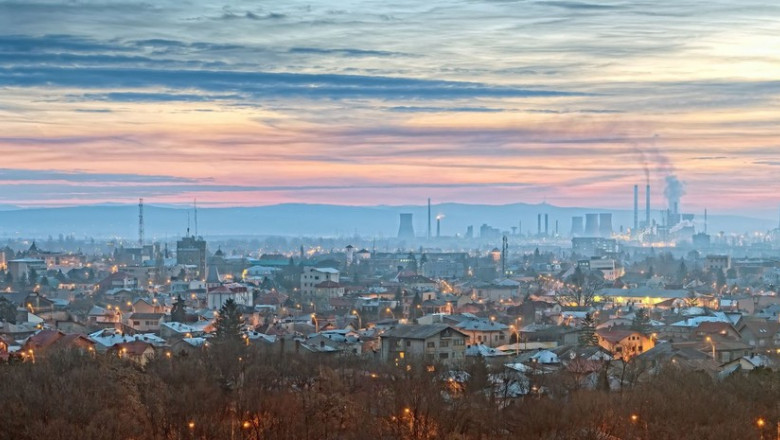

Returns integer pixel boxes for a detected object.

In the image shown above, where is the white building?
[301,267,340,296]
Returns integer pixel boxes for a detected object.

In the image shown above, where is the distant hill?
[0,203,775,239]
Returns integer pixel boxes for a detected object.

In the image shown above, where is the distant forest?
[1,342,778,440]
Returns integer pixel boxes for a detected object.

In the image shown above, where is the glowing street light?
[351,310,362,329]
[705,336,716,360]
[311,313,319,333]
[510,325,520,356]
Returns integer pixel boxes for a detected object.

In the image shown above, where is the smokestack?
[633,185,638,231]
[537,214,542,236]
[646,184,651,227]
[585,213,599,237]
[544,214,549,236]
[571,216,584,236]
[555,220,559,236]
[704,208,708,234]
[599,213,613,237]
[427,198,431,240]
[436,216,441,238]
[398,213,415,239]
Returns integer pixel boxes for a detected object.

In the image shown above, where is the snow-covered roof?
[465,344,509,357]
[89,329,166,347]
[161,321,199,334]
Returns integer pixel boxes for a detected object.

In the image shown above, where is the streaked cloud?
[0,0,778,217]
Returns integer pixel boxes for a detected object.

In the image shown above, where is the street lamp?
[510,325,520,356]
[705,336,716,361]
[386,308,395,319]
[351,310,362,329]
[311,313,319,333]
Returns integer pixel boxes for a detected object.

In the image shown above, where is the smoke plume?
[664,175,685,210]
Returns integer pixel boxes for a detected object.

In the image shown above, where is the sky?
[0,0,779,218]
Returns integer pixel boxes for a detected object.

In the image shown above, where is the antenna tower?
[138,198,144,247]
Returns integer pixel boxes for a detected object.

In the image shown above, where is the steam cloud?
[664,175,685,211]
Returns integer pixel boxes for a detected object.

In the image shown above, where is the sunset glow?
[1,0,779,217]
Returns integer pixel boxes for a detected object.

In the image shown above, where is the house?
[169,337,209,356]
[110,340,156,366]
[380,324,468,364]
[132,298,164,314]
[454,318,509,348]
[160,321,203,340]
[312,280,345,298]
[207,284,252,309]
[21,329,95,359]
[87,305,122,327]
[596,328,654,360]
[301,267,339,297]
[692,321,741,341]
[719,355,774,377]
[636,342,718,372]
[672,338,752,364]
[126,313,165,333]
[88,328,166,351]
[737,318,780,349]
[397,275,437,292]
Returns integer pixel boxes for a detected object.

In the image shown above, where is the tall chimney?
[436,217,441,238]
[704,208,708,234]
[544,214,549,236]
[633,184,638,231]
[645,184,651,227]
[427,198,431,240]
[537,214,542,236]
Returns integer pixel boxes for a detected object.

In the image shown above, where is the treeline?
[0,345,778,440]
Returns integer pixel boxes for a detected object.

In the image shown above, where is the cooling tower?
[571,216,584,236]
[398,213,415,239]
[584,213,599,237]
[599,213,613,237]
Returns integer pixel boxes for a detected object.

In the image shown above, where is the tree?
[677,261,688,284]
[214,299,244,342]
[630,308,651,334]
[0,297,16,323]
[28,267,38,284]
[558,268,603,307]
[406,252,418,274]
[171,295,186,322]
[4,271,12,285]
[578,313,599,346]
[716,269,727,290]
[411,292,422,319]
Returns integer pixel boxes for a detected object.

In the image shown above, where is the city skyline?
[1,0,779,217]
